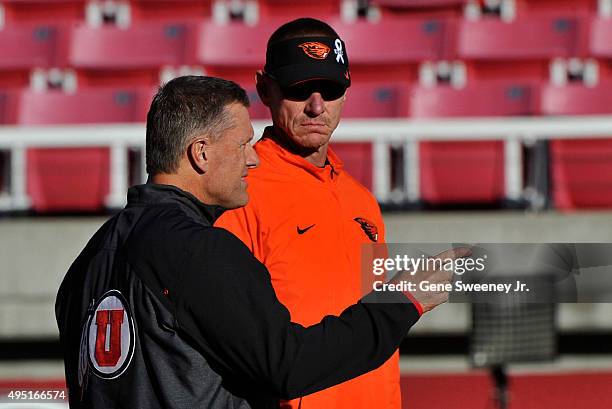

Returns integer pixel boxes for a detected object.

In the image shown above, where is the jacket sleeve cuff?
[361,289,423,317]
[402,292,424,316]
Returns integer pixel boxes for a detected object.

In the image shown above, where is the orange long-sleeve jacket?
[216,128,400,409]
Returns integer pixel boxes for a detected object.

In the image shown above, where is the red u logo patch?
[94,309,124,367]
[84,290,135,379]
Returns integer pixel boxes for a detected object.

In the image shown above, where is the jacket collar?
[127,183,225,224]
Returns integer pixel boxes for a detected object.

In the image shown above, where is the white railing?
[2,115,612,211]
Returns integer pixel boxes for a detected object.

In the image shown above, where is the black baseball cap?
[264,36,351,89]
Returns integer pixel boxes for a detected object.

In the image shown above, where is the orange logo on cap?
[298,42,331,60]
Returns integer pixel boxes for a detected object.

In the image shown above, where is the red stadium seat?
[336,17,453,63]
[69,23,189,69]
[130,0,212,22]
[193,20,277,87]
[194,21,271,67]
[335,82,411,191]
[541,83,612,210]
[343,82,410,118]
[258,0,341,19]
[514,0,596,17]
[372,0,467,17]
[244,87,270,120]
[589,17,612,81]
[372,0,466,6]
[411,81,538,204]
[548,140,612,210]
[590,16,612,58]
[541,83,612,116]
[419,140,505,204]
[26,147,110,212]
[0,24,61,88]
[1,0,85,25]
[68,22,190,87]
[330,142,373,190]
[458,15,583,81]
[0,24,59,69]
[411,81,539,117]
[17,87,151,212]
[16,88,151,124]
[0,90,19,124]
[333,17,455,83]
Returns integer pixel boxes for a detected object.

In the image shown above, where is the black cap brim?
[271,62,351,89]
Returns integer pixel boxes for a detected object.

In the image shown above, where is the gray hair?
[145,75,249,175]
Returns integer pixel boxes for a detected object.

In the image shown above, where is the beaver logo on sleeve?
[354,217,379,242]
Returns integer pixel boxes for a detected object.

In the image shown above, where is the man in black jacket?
[56,76,461,408]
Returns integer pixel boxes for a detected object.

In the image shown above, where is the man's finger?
[428,269,454,284]
[432,246,472,261]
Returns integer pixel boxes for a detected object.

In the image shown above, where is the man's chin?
[224,194,249,210]
[295,132,331,149]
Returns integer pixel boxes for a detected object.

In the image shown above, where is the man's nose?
[245,143,260,169]
[305,92,325,116]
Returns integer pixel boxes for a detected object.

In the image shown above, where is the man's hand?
[392,247,472,313]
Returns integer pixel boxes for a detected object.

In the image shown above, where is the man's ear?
[256,71,272,107]
[187,138,209,174]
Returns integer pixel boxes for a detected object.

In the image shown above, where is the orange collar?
[255,126,345,183]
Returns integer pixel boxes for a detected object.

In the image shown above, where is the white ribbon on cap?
[334,39,344,64]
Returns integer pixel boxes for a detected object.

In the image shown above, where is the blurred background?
[1,0,612,407]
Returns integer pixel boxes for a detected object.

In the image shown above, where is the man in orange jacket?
[216,18,402,409]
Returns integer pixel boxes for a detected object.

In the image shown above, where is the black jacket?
[56,183,420,408]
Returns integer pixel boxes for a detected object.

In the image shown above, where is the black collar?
[127,183,225,224]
